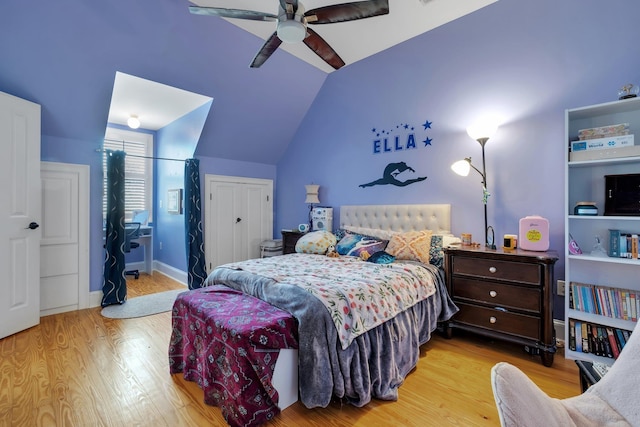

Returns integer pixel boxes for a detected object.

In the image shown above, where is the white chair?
[491,322,640,427]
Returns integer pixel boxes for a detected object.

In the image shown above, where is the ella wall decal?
[360,119,432,188]
[371,119,433,154]
[360,162,427,188]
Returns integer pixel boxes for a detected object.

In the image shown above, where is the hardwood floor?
[0,273,580,426]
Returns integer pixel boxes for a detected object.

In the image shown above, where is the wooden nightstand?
[443,246,559,366]
[281,230,305,255]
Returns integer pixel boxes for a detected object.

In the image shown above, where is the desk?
[135,226,153,274]
[103,226,153,274]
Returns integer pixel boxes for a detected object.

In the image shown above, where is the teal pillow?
[429,234,444,268]
[367,251,396,264]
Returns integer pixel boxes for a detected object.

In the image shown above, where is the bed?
[169,204,459,426]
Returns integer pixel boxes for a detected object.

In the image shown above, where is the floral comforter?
[206,253,458,408]
[220,254,437,349]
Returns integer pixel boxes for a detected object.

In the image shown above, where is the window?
[103,128,153,222]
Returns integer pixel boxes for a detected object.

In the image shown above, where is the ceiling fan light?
[277,20,306,43]
[127,115,140,129]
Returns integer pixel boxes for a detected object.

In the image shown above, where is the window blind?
[103,136,153,221]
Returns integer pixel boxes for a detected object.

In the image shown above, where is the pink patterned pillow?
[386,230,433,264]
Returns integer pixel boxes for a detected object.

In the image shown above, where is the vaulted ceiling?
[188,0,498,73]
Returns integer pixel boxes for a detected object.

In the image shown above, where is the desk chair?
[124,222,141,279]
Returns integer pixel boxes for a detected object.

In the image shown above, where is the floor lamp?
[451,122,499,249]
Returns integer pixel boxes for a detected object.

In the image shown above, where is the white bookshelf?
[565,97,640,364]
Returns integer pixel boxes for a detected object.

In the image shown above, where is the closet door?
[205,175,273,271]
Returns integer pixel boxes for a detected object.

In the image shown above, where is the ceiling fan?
[189,0,390,70]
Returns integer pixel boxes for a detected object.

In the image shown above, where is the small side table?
[575,360,603,392]
[282,230,305,255]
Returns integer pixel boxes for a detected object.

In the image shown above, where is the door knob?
[26,222,39,230]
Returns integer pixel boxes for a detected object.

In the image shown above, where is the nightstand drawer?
[455,302,540,341]
[452,256,540,284]
[452,277,541,313]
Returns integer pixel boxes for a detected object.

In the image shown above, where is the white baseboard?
[153,261,188,286]
[554,319,565,345]
[88,262,188,308]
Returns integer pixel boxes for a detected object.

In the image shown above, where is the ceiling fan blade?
[305,0,389,24]
[303,27,345,70]
[250,32,283,68]
[189,6,277,22]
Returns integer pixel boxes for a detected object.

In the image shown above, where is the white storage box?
[260,239,283,257]
[571,134,634,152]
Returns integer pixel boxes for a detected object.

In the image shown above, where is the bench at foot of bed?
[168,285,299,426]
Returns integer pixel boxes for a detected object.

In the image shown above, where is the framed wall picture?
[167,188,183,214]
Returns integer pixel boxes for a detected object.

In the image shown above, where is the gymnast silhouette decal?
[359,161,427,188]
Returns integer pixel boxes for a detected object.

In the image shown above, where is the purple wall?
[276,0,640,319]
[154,102,211,272]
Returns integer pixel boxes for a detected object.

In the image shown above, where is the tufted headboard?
[339,204,451,235]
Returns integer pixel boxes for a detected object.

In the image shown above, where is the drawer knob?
[489,266,497,273]
[489,290,497,298]
[489,316,497,324]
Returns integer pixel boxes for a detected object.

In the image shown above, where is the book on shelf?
[569,282,639,321]
[568,318,633,359]
[608,229,640,259]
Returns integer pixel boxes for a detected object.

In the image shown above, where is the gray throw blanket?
[206,264,458,408]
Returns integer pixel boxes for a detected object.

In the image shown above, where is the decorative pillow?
[335,232,388,257]
[367,251,396,264]
[429,234,445,268]
[333,228,347,241]
[295,230,337,254]
[386,230,433,264]
[343,226,398,241]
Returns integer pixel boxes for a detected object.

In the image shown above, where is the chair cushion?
[491,362,630,427]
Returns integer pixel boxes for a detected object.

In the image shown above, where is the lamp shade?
[451,159,471,176]
[305,184,320,204]
[466,121,498,142]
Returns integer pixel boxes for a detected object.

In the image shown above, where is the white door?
[0,92,41,339]
[40,162,90,316]
[205,175,273,270]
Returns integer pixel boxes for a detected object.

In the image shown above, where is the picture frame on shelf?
[167,188,183,214]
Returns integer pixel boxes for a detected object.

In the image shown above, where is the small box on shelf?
[571,134,634,152]
[570,144,640,161]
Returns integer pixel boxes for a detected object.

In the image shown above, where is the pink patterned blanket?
[169,285,298,427]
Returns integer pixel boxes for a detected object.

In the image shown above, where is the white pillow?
[295,230,337,254]
[343,226,398,241]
